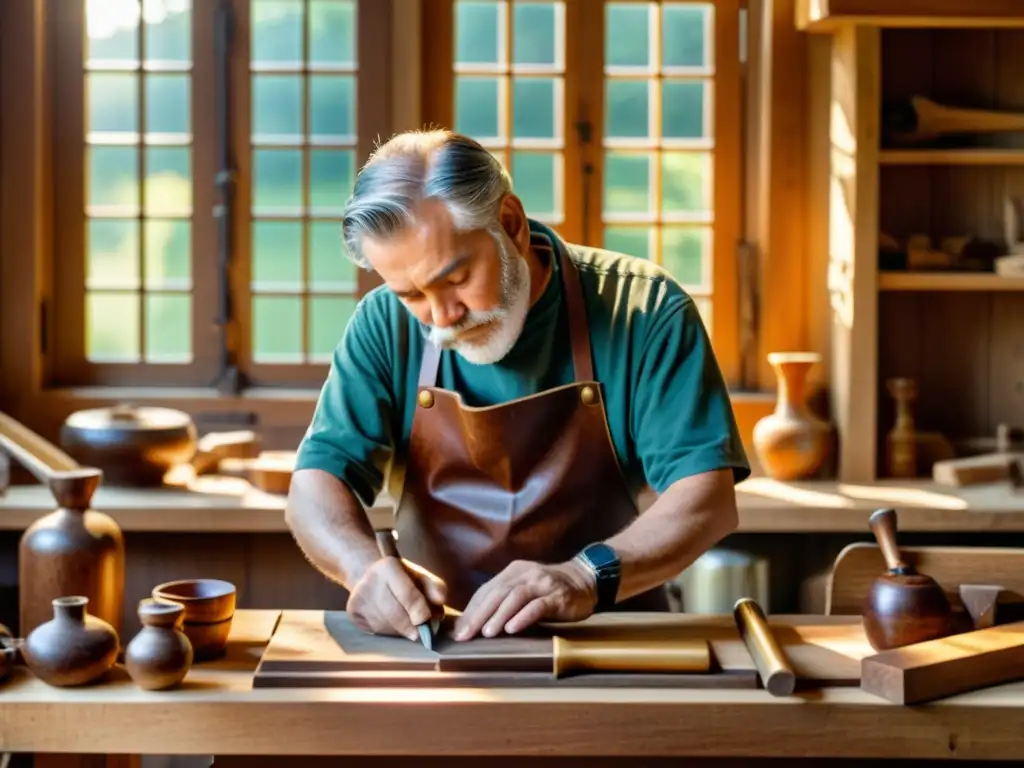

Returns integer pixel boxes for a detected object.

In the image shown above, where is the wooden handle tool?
[884,96,1024,144]
[0,411,80,483]
[552,636,710,679]
[869,508,908,573]
[733,597,796,696]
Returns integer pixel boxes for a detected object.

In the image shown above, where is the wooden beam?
[0,0,51,408]
[797,0,1024,32]
[826,25,880,482]
[754,0,812,392]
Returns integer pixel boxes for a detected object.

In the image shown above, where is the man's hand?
[347,557,447,641]
[452,559,597,641]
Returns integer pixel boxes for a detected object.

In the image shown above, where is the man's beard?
[425,228,532,365]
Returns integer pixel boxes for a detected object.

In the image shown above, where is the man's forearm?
[603,468,739,602]
[285,468,382,590]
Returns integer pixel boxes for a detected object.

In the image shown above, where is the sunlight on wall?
[828,98,856,331]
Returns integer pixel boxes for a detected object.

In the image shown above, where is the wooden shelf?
[4,478,1024,534]
[798,0,1024,32]
[879,149,1024,166]
[879,272,1024,291]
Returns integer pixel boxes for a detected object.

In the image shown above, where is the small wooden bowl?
[152,579,236,661]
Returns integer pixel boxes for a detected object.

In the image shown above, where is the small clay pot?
[152,578,236,661]
[23,596,119,687]
[125,599,194,690]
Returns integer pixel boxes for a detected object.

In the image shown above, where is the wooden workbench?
[1,610,1023,763]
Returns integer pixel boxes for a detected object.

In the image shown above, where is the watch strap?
[576,543,621,612]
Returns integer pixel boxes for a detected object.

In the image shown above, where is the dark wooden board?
[253,611,875,690]
[433,623,553,673]
[320,610,438,669]
[252,668,760,689]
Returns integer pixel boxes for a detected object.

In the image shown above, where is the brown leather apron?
[393,235,669,614]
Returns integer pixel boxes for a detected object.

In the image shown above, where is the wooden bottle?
[0,412,125,636]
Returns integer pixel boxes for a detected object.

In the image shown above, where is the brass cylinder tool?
[552,636,710,679]
[734,597,796,696]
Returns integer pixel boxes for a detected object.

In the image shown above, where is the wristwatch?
[575,542,621,612]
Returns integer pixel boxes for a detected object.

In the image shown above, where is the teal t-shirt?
[295,219,750,507]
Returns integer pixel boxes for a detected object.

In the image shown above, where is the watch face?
[584,543,619,570]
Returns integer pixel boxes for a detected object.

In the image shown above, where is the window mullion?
[196,0,239,391]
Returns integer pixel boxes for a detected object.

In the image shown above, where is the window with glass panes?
[425,0,740,375]
[51,0,202,385]
[450,1,569,231]
[50,0,387,388]
[600,1,722,331]
[48,0,735,389]
[248,0,361,367]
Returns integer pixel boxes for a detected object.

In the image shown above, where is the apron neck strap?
[555,238,594,382]
[418,336,442,388]
[417,232,594,387]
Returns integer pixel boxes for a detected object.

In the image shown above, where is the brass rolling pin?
[552,636,710,679]
[733,597,796,696]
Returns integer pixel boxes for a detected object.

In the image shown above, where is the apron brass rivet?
[580,386,596,405]
[418,390,434,408]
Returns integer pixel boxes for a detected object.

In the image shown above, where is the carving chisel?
[374,529,436,650]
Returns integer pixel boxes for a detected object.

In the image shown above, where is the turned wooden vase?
[125,598,194,690]
[19,469,125,637]
[752,352,833,481]
[23,596,119,687]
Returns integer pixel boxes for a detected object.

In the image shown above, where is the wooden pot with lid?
[59,404,197,487]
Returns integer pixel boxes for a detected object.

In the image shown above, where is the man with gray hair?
[286,129,749,644]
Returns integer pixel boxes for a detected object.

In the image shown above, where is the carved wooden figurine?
[886,378,917,478]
